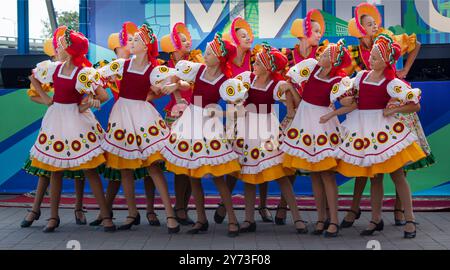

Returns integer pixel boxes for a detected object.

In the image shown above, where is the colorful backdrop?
[1,0,449,196]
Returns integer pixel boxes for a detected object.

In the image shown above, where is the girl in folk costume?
[91,21,154,227]
[282,40,354,237]
[282,9,327,67]
[99,21,138,101]
[333,34,425,238]
[91,22,162,227]
[276,8,328,226]
[28,28,116,233]
[341,2,432,228]
[281,9,327,125]
[230,43,308,234]
[159,22,204,226]
[21,26,89,228]
[345,2,421,78]
[214,16,273,224]
[98,24,180,233]
[159,33,241,237]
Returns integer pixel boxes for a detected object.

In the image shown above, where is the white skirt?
[101,97,169,160]
[280,101,341,163]
[334,109,418,167]
[160,104,238,169]
[233,111,284,175]
[30,102,104,168]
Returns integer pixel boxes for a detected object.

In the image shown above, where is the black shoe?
[294,220,309,234]
[324,223,339,238]
[257,206,273,223]
[20,209,41,228]
[74,208,87,225]
[146,212,161,227]
[166,216,180,234]
[324,218,331,230]
[42,217,60,233]
[187,221,209,234]
[394,209,406,226]
[274,205,288,225]
[404,221,418,239]
[89,210,113,226]
[360,219,384,236]
[117,213,141,231]
[312,221,326,235]
[239,220,256,233]
[340,208,362,228]
[174,207,194,226]
[102,217,116,232]
[213,203,226,224]
[227,223,240,238]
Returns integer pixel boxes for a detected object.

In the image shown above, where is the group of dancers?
[21,3,433,239]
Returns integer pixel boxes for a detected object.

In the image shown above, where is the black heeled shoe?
[257,206,273,223]
[274,206,288,225]
[42,217,60,233]
[360,219,384,236]
[117,213,141,231]
[404,221,418,239]
[312,221,326,235]
[89,210,113,226]
[187,221,209,234]
[74,208,87,225]
[227,223,240,238]
[20,209,41,228]
[146,212,161,227]
[174,208,194,226]
[102,217,116,233]
[213,203,226,224]
[294,220,309,234]
[166,216,180,234]
[324,218,331,230]
[239,221,256,233]
[324,223,340,238]
[394,209,406,226]
[340,208,362,228]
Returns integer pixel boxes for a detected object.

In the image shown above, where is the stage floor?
[0,196,449,250]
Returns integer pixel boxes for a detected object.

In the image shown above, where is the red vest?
[119,59,154,101]
[357,71,392,110]
[52,63,83,104]
[302,66,342,107]
[244,73,279,114]
[191,65,227,108]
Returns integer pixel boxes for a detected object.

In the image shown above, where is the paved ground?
[1,198,449,250]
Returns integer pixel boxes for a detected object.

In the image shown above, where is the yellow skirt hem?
[105,152,164,170]
[336,142,426,178]
[164,159,241,179]
[235,164,295,185]
[31,154,105,172]
[283,155,337,172]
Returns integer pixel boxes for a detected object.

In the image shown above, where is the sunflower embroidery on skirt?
[342,121,406,151]
[235,137,279,164]
[168,133,231,159]
[37,123,104,157]
[105,119,168,148]
[284,126,342,152]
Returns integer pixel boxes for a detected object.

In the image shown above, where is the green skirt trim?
[404,153,436,172]
[23,157,105,180]
[102,167,149,181]
[103,163,168,181]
